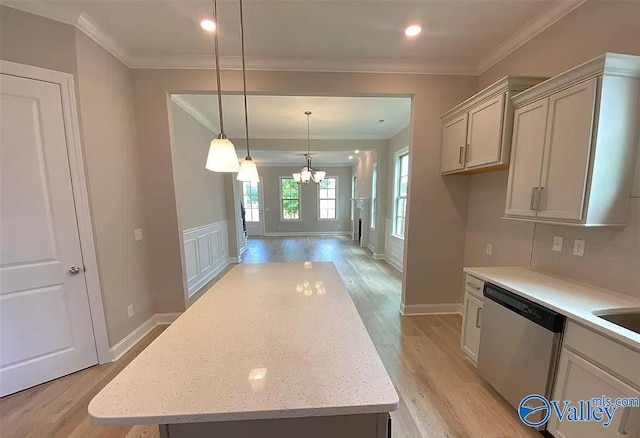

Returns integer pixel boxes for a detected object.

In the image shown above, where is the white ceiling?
[172,94,411,139]
[250,150,363,166]
[3,0,587,74]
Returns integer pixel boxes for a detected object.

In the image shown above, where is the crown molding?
[170,95,219,134]
[477,0,588,74]
[129,55,478,76]
[76,12,133,67]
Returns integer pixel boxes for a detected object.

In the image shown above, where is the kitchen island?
[89,262,399,437]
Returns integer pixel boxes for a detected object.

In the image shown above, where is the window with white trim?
[280,177,300,220]
[242,181,260,222]
[318,177,337,220]
[393,152,409,237]
[370,165,377,228]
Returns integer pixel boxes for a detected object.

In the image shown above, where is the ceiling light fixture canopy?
[236,0,259,182]
[293,111,325,185]
[205,0,240,172]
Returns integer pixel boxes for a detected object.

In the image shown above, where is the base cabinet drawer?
[548,348,640,438]
[461,292,483,365]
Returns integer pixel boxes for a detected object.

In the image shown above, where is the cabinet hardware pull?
[537,187,545,211]
[475,307,482,328]
[465,144,470,163]
[618,407,630,435]
[458,146,464,165]
[466,282,481,291]
[530,187,538,210]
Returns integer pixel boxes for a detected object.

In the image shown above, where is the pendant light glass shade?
[206,137,240,172]
[237,156,260,182]
[293,173,301,182]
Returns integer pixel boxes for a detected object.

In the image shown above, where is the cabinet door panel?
[505,99,548,217]
[441,114,468,173]
[549,349,640,438]
[461,293,482,365]
[466,94,505,168]
[538,78,597,220]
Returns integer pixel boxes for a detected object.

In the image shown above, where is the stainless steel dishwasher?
[478,283,565,426]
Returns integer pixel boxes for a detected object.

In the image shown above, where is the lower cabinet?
[461,292,482,365]
[549,322,640,437]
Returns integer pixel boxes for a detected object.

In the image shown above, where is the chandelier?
[293,111,325,184]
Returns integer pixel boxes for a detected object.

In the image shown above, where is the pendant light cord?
[212,0,225,136]
[239,0,250,158]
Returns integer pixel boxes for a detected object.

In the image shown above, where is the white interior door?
[505,98,548,217]
[537,78,597,221]
[0,73,98,396]
[242,179,264,236]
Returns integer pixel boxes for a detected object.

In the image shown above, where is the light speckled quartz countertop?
[464,267,640,351]
[89,262,399,426]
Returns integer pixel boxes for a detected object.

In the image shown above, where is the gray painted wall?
[257,166,352,234]
[169,101,227,231]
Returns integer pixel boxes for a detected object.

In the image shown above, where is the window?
[351,175,357,220]
[394,152,409,237]
[280,177,301,220]
[242,181,260,222]
[370,165,377,229]
[318,177,337,220]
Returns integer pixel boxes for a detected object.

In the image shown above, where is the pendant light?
[293,112,325,184]
[205,0,240,172]
[236,0,259,183]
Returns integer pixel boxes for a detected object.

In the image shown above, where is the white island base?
[159,413,390,438]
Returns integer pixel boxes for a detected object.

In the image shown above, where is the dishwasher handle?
[483,283,565,333]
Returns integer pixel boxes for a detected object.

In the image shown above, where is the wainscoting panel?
[183,221,229,298]
[384,218,404,272]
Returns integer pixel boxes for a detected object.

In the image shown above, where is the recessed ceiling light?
[200,19,216,32]
[355,150,360,154]
[348,156,354,160]
[405,25,422,37]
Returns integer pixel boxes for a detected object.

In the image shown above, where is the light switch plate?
[127,304,134,317]
[552,236,563,252]
[486,244,493,256]
[573,239,585,257]
[134,229,143,241]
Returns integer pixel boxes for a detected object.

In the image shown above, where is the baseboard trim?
[384,255,403,273]
[229,256,241,263]
[399,303,462,316]
[109,312,182,362]
[263,231,351,237]
[366,243,375,252]
[372,252,385,260]
[155,312,181,325]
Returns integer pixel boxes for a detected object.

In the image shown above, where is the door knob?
[69,266,82,275]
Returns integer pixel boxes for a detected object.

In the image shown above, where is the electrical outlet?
[486,244,493,256]
[134,229,143,241]
[573,239,585,257]
[127,304,134,318]
[552,236,563,252]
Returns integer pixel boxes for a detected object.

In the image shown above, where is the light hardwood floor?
[0,236,540,437]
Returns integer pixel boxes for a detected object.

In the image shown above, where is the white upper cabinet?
[505,53,640,227]
[440,76,546,175]
[441,114,468,173]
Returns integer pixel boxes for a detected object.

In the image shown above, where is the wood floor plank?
[0,236,539,437]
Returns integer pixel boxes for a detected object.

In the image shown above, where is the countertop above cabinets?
[505,53,640,227]
[440,76,547,175]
